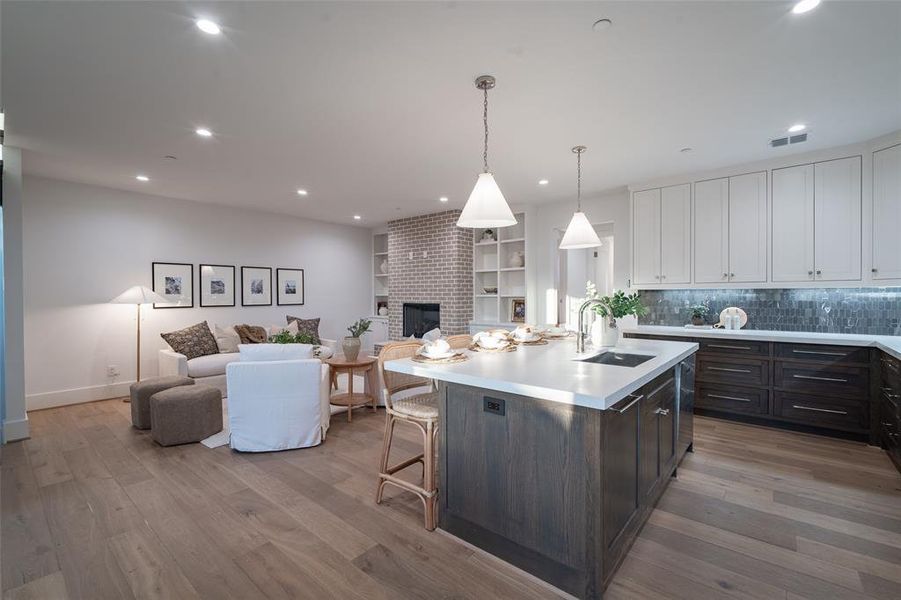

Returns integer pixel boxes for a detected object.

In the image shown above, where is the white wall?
[23,176,372,410]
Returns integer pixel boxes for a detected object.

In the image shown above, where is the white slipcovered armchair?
[226,344,331,452]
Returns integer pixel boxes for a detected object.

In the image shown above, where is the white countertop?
[384,338,698,411]
[623,325,901,361]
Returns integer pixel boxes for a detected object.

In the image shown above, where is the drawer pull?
[708,344,753,351]
[883,359,900,373]
[791,349,846,357]
[792,374,848,383]
[791,404,849,415]
[709,366,752,374]
[654,407,670,416]
[708,393,752,403]
[614,394,642,414]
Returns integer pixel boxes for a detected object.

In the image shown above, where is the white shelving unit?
[472,212,527,326]
[372,232,389,315]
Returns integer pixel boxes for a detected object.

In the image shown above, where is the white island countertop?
[622,325,901,361]
[384,338,698,411]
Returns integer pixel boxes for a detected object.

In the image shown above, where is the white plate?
[477,340,509,350]
[418,350,457,360]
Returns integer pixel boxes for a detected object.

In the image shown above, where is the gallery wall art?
[152,262,194,308]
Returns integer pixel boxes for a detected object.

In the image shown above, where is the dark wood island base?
[436,355,696,599]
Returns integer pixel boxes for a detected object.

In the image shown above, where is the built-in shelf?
[474,268,497,273]
[500,237,525,244]
[472,212,527,327]
[374,251,388,257]
[499,267,525,272]
[475,294,497,298]
[372,232,389,314]
[374,273,388,278]
[475,240,498,246]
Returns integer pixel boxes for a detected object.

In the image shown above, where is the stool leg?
[375,415,395,504]
[423,419,436,531]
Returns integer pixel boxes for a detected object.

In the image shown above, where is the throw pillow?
[213,324,241,353]
[160,321,219,361]
[238,343,313,362]
[268,320,299,337]
[286,315,321,344]
[234,324,268,344]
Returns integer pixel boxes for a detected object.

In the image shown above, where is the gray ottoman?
[129,376,194,429]
[149,385,223,447]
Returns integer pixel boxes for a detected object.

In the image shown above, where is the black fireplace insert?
[403,303,440,338]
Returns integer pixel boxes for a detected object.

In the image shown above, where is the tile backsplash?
[638,288,901,336]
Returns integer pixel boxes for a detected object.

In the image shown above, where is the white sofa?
[159,338,337,397]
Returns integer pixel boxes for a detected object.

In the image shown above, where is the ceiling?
[3,1,900,226]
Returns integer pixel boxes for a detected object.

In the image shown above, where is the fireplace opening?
[403,303,440,338]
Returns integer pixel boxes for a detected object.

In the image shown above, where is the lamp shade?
[110,285,169,305]
[457,173,517,228]
[559,211,602,250]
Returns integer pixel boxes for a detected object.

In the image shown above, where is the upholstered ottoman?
[149,385,223,447]
[129,376,194,429]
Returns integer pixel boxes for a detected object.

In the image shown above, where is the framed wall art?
[276,268,305,306]
[241,266,272,306]
[510,297,526,323]
[152,262,194,308]
[199,264,235,307]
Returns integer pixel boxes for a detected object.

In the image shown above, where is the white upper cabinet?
[632,188,661,285]
[660,184,692,284]
[728,172,768,283]
[693,178,729,284]
[814,157,861,281]
[873,144,901,280]
[772,164,815,282]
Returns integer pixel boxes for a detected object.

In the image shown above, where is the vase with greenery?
[688,302,709,326]
[586,283,648,346]
[342,318,371,361]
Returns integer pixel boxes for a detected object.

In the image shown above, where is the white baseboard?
[26,381,132,411]
[3,416,30,442]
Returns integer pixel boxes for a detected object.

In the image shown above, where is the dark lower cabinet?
[880,353,901,472]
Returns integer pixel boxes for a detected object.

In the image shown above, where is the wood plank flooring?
[3,399,900,599]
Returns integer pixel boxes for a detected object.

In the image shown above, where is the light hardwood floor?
[3,399,900,599]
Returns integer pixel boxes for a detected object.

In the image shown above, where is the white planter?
[590,319,605,348]
[600,318,620,347]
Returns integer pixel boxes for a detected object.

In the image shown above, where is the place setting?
[469,330,518,353]
[542,325,575,340]
[511,325,548,346]
[412,338,469,363]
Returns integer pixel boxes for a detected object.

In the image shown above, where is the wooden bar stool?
[375,341,440,530]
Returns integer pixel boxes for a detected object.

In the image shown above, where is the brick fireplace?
[387,210,473,339]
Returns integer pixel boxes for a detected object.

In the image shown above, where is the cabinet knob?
[660,274,666,279]
[722,273,728,279]
[816,270,822,275]
[729,273,735,278]
[808,270,814,276]
[872,268,878,273]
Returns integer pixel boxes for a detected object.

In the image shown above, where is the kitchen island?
[385,338,698,599]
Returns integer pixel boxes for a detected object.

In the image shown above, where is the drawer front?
[774,361,868,398]
[697,383,768,416]
[883,354,901,391]
[775,343,869,365]
[698,339,769,357]
[774,392,868,431]
[697,356,769,387]
[882,388,900,422]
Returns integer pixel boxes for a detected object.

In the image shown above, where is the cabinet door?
[772,164,815,282]
[814,157,861,281]
[657,380,677,472]
[693,178,729,284]
[603,395,640,550]
[632,188,661,285]
[660,184,691,284]
[638,393,660,503]
[873,144,901,280]
[728,171,768,283]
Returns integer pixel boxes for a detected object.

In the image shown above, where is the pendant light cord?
[483,86,489,173]
[577,149,582,211]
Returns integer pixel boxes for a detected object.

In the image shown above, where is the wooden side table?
[326,355,378,422]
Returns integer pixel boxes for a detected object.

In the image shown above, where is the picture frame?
[511,297,526,323]
[152,262,194,308]
[241,266,272,306]
[276,268,305,306]
[199,264,236,307]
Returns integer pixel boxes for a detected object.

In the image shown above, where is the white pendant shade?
[457,173,517,228]
[559,211,602,249]
[110,285,169,305]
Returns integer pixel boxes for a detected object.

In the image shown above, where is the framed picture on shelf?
[241,266,272,306]
[152,262,193,308]
[199,264,235,307]
[511,297,526,323]
[276,268,304,306]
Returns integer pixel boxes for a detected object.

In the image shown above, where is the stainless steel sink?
[578,352,655,367]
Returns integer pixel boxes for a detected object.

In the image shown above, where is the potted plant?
[688,302,709,326]
[586,283,648,347]
[268,330,316,345]
[343,318,371,361]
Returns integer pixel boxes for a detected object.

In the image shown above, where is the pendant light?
[559,145,602,249]
[457,75,517,229]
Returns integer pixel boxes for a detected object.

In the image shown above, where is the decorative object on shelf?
[276,268,305,306]
[482,286,498,295]
[152,262,194,308]
[689,302,709,326]
[379,258,388,274]
[241,266,272,306]
[343,318,372,361]
[507,250,525,268]
[586,283,648,347]
[481,229,497,242]
[378,305,389,316]
[457,75,517,229]
[559,146,602,250]
[199,264,235,307]
[511,297,526,323]
[110,285,170,385]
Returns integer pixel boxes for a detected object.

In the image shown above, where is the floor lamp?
[111,286,169,391]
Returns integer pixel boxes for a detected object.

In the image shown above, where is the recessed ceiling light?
[195,19,221,35]
[439,196,449,203]
[136,175,149,182]
[791,0,820,14]
[353,215,362,220]
[297,189,308,196]
[680,147,693,153]
[195,127,213,137]
[788,123,806,133]
[538,179,549,186]
[592,18,613,31]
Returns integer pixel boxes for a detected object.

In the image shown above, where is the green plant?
[268,330,316,345]
[689,302,709,319]
[346,318,372,338]
[585,283,648,322]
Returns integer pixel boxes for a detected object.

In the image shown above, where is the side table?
[326,355,378,422]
